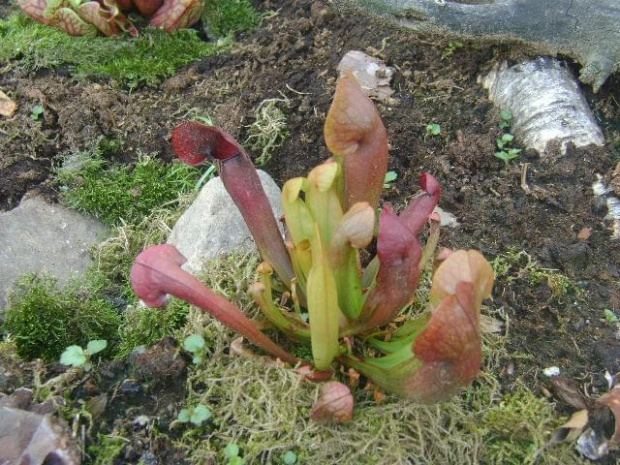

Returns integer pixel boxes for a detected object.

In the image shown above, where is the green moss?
[0,13,225,86]
[57,147,201,225]
[87,434,126,465]
[117,299,190,359]
[3,274,121,362]
[491,248,582,301]
[479,386,577,464]
[246,98,290,166]
[202,0,260,37]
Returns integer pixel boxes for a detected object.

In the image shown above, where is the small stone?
[118,379,142,396]
[0,90,17,117]
[433,206,460,228]
[577,227,592,241]
[168,170,284,275]
[543,366,561,377]
[573,318,586,331]
[337,51,395,102]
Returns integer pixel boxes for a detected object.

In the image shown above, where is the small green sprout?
[495,148,522,164]
[177,404,212,426]
[499,109,513,130]
[183,333,208,364]
[383,171,398,189]
[425,123,441,137]
[60,339,107,371]
[442,41,463,59]
[604,309,619,324]
[283,450,298,464]
[496,133,514,150]
[224,443,245,465]
[30,104,44,120]
[192,115,214,125]
[494,113,521,165]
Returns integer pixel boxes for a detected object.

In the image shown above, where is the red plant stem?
[217,153,295,287]
[132,246,300,365]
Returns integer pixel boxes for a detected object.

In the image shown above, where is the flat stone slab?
[0,197,108,313]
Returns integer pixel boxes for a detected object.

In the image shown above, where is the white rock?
[433,206,459,228]
[167,170,283,274]
[337,50,395,102]
[0,196,108,313]
[543,366,561,377]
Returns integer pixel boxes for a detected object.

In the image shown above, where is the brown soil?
[1,0,620,462]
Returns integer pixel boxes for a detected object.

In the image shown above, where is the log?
[333,0,620,92]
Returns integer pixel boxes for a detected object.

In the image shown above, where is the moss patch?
[3,273,121,362]
[0,13,225,86]
[57,146,201,225]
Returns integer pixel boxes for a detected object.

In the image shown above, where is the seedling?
[183,333,208,364]
[132,74,494,407]
[30,104,44,120]
[60,339,107,371]
[604,309,619,324]
[499,110,513,130]
[176,404,212,426]
[383,171,398,189]
[283,451,298,464]
[495,112,521,165]
[425,123,441,136]
[442,41,463,59]
[192,115,214,125]
[496,133,514,150]
[224,443,245,465]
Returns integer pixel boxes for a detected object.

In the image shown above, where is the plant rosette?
[131,73,495,415]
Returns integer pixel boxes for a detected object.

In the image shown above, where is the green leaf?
[192,355,203,365]
[224,443,240,459]
[86,339,107,355]
[384,171,397,183]
[190,405,211,425]
[60,345,87,367]
[500,109,513,121]
[501,133,514,143]
[30,104,44,120]
[177,408,190,423]
[306,226,341,371]
[183,333,205,353]
[426,124,441,136]
[283,451,298,464]
[604,309,619,323]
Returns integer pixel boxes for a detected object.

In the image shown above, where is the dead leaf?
[597,386,620,444]
[550,376,589,410]
[549,409,589,445]
[577,227,592,241]
[0,90,17,117]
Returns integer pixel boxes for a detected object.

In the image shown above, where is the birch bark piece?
[480,58,604,156]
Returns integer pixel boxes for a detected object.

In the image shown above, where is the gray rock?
[0,196,107,313]
[167,170,283,274]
